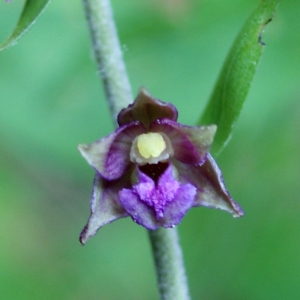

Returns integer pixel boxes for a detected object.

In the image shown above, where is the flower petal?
[79,173,129,245]
[175,154,244,217]
[162,183,196,227]
[151,119,216,165]
[78,122,145,180]
[119,188,159,230]
[119,164,197,229]
[119,168,159,229]
[117,87,178,128]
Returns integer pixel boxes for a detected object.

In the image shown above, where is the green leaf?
[199,0,279,155]
[0,0,50,51]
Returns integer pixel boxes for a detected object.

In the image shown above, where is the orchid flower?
[78,88,243,244]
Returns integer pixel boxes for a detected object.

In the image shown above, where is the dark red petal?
[79,172,130,245]
[78,122,145,180]
[175,154,244,217]
[117,87,178,128]
[151,119,216,165]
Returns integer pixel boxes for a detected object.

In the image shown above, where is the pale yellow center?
[137,133,166,159]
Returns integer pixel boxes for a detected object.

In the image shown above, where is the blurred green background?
[0,0,299,299]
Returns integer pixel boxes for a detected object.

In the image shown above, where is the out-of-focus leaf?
[199,0,279,155]
[0,0,50,51]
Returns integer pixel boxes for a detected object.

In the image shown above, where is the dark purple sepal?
[79,172,130,245]
[151,119,216,165]
[78,121,145,180]
[175,153,244,217]
[117,87,178,128]
[119,164,197,230]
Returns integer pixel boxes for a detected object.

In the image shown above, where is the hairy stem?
[82,0,133,122]
[149,228,190,300]
[82,1,190,299]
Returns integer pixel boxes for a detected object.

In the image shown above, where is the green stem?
[82,1,190,299]
[82,0,133,122]
[149,228,190,300]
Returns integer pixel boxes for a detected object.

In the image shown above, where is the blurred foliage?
[0,0,300,299]
[0,0,50,51]
[200,0,279,155]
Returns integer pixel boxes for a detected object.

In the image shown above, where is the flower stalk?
[83,0,189,300]
[81,1,243,299]
[82,0,133,122]
[149,228,190,300]
[81,1,192,299]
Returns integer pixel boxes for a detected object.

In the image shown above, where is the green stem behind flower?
[149,228,190,300]
[82,0,133,122]
[82,1,191,299]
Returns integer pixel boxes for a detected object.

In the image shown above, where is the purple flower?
[78,88,243,244]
